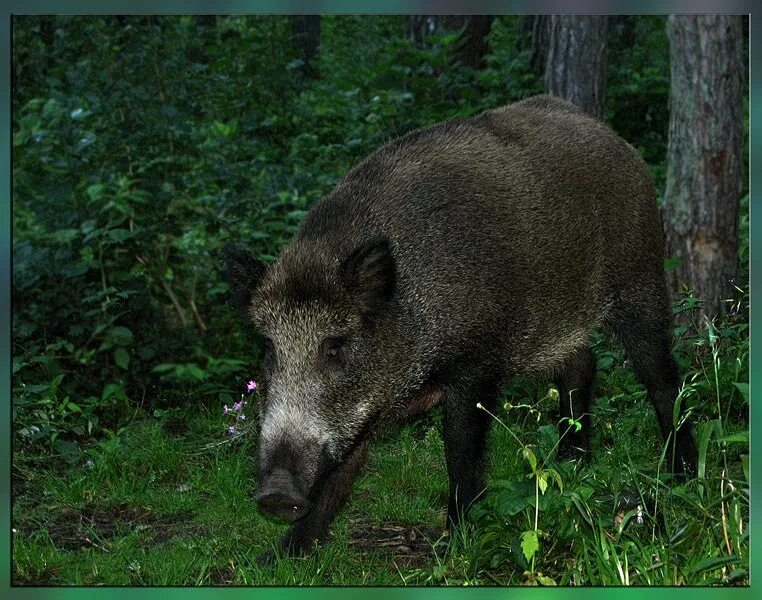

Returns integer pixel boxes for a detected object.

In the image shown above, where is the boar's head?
[224,236,396,522]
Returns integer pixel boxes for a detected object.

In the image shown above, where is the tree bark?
[454,16,495,69]
[291,15,320,79]
[663,15,744,321]
[405,16,429,47]
[440,16,466,31]
[545,16,608,120]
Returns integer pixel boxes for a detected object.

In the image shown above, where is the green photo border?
[3,1,756,597]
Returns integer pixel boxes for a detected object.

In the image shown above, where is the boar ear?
[222,244,266,314]
[343,236,396,318]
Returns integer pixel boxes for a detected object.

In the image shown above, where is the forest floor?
[12,352,749,586]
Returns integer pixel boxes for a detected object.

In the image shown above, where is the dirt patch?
[16,504,195,552]
[348,520,444,569]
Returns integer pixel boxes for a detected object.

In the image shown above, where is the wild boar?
[225,94,697,559]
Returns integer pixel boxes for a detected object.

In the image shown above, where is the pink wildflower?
[246,380,257,393]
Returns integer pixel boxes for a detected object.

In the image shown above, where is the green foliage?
[606,17,671,192]
[460,308,748,585]
[12,16,305,445]
[12,15,540,446]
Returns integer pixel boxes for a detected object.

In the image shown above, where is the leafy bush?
[12,15,527,446]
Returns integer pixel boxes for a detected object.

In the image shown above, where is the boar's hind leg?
[277,439,369,557]
[555,347,595,458]
[443,379,498,529]
[611,296,698,475]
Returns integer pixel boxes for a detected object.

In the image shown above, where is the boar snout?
[256,468,311,521]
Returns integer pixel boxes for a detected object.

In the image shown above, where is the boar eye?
[321,337,346,366]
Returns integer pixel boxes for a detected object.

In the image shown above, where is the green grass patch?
[13,320,748,585]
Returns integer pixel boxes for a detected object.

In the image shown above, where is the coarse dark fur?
[225,94,697,560]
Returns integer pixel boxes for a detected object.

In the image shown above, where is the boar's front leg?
[267,439,369,560]
[443,378,498,529]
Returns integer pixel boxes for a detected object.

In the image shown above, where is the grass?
[12,319,749,586]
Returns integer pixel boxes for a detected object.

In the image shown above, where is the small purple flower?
[223,380,258,438]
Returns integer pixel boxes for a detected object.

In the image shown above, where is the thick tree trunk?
[663,15,744,321]
[455,16,495,69]
[291,15,320,79]
[545,16,608,120]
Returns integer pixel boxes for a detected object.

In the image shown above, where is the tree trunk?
[455,16,495,69]
[440,16,466,31]
[545,16,608,120]
[291,15,320,79]
[40,16,54,74]
[663,15,744,321]
[405,15,429,47]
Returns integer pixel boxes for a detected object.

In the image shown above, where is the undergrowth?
[12,301,748,585]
